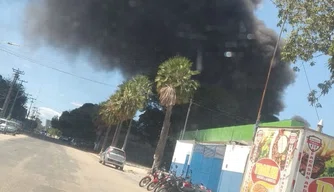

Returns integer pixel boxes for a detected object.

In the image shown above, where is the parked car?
[99,146,126,170]
[0,119,18,135]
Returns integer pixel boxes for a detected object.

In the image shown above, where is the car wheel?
[120,166,124,171]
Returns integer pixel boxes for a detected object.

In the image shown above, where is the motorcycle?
[153,165,179,192]
[139,167,159,187]
[147,168,167,191]
[153,169,177,192]
[157,170,211,192]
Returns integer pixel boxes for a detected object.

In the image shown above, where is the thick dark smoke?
[291,115,311,127]
[23,0,295,118]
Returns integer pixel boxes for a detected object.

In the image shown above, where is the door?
[189,144,224,192]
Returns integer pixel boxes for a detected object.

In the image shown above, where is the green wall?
[183,120,305,143]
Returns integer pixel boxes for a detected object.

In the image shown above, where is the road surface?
[0,134,147,192]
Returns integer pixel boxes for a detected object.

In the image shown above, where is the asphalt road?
[0,134,147,192]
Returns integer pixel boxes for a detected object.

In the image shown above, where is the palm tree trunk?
[111,122,120,146]
[122,119,133,150]
[112,121,123,147]
[152,105,173,170]
[100,125,112,154]
[94,125,102,151]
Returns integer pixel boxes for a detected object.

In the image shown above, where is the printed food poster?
[240,128,302,192]
[295,131,334,192]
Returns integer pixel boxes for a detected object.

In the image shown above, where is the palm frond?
[155,56,200,107]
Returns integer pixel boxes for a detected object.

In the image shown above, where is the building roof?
[183,119,305,144]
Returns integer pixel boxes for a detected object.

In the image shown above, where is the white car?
[99,146,126,170]
[0,119,18,135]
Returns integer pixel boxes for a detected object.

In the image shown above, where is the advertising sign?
[294,131,334,192]
[240,128,302,192]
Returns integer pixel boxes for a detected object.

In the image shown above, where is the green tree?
[152,56,200,169]
[99,95,120,153]
[273,0,334,106]
[92,102,108,151]
[120,75,152,150]
[51,103,98,140]
[102,75,152,149]
[0,75,28,120]
[47,128,62,137]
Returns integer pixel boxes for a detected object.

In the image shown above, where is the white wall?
[172,140,195,164]
[221,145,250,173]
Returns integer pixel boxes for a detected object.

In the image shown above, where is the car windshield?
[110,148,125,156]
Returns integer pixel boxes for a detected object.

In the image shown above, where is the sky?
[0,1,333,135]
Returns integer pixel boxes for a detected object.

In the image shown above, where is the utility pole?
[7,80,28,119]
[26,97,36,119]
[29,106,39,130]
[1,68,25,118]
[32,106,40,121]
[180,98,193,140]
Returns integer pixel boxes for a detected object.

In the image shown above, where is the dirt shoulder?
[0,134,27,141]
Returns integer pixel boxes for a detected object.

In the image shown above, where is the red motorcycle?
[147,170,166,191]
[139,168,160,187]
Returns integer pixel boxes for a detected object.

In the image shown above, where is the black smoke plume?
[23,0,295,122]
[291,115,311,127]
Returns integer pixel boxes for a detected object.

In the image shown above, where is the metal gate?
[189,144,225,192]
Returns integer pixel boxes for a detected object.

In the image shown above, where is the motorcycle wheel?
[139,176,152,187]
[147,182,158,191]
[154,183,163,192]
[157,187,173,192]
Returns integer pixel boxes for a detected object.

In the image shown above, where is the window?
[111,148,125,156]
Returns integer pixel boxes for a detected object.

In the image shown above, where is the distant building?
[45,119,51,129]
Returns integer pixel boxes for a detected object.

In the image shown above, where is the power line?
[192,93,252,122]
[0,46,115,87]
[301,62,320,121]
[191,100,250,123]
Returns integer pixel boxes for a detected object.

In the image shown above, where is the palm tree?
[152,56,200,169]
[92,102,107,151]
[99,75,152,151]
[121,75,152,150]
[99,93,121,153]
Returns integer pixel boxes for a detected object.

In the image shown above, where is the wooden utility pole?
[7,80,27,119]
[1,68,25,118]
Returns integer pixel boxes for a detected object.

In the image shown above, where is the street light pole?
[252,15,288,140]
[180,98,193,140]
